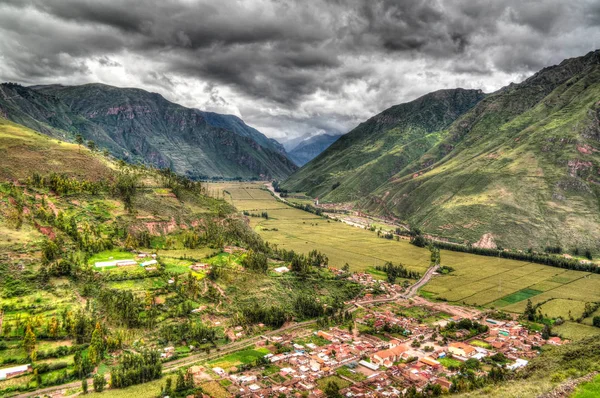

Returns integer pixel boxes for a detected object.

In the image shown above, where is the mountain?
[283,50,600,251]
[287,133,341,166]
[0,83,296,179]
[283,88,486,198]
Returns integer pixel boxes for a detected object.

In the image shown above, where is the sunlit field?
[208,181,600,336]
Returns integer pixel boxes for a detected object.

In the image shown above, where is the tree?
[176,370,186,392]
[593,316,600,328]
[82,378,88,394]
[542,324,552,340]
[23,322,37,361]
[429,245,441,267]
[75,134,84,151]
[86,140,96,152]
[342,263,350,272]
[524,299,536,321]
[324,380,342,398]
[163,377,173,396]
[93,374,106,392]
[89,322,104,365]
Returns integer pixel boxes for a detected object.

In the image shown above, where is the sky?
[0,0,599,142]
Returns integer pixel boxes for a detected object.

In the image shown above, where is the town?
[177,269,567,397]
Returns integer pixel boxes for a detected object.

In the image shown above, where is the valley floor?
[210,181,600,340]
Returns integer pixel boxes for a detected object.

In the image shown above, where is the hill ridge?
[0,82,296,179]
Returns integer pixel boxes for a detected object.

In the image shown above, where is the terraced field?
[210,182,600,337]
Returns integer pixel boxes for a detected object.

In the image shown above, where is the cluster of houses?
[336,270,405,297]
[199,307,567,397]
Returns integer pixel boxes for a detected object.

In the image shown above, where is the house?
[547,337,563,346]
[507,358,528,370]
[358,360,379,371]
[433,377,452,390]
[317,331,334,341]
[448,342,476,358]
[212,367,225,375]
[0,364,31,380]
[372,344,409,366]
[273,266,290,273]
[141,259,158,267]
[116,260,138,267]
[419,356,441,369]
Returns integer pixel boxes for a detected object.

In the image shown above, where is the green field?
[317,375,351,391]
[207,348,270,370]
[490,288,543,307]
[572,374,600,398]
[209,182,600,325]
[438,357,462,369]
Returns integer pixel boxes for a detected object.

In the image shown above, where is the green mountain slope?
[0,83,296,179]
[282,88,486,199]
[283,50,600,251]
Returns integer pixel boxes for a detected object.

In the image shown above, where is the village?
[180,270,568,398]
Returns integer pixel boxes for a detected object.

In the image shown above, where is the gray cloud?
[0,0,598,139]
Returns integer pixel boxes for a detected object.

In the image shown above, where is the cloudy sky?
[0,0,599,141]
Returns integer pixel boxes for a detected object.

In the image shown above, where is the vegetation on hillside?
[284,50,600,252]
[0,82,297,179]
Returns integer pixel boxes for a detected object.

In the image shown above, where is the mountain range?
[283,50,600,251]
[0,83,297,179]
[287,133,341,166]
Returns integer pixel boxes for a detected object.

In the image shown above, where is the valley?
[211,181,600,340]
[0,40,598,398]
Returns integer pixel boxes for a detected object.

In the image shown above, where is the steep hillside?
[284,50,600,251]
[288,133,340,166]
[0,83,296,179]
[0,118,113,181]
[282,88,486,199]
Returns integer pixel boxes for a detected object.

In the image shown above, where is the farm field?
[209,182,600,328]
[207,348,271,371]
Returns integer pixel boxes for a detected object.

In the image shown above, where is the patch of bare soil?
[473,233,497,249]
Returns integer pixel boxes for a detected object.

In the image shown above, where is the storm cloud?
[0,0,598,140]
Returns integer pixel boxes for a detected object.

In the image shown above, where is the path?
[404,265,439,298]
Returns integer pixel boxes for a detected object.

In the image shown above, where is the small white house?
[507,358,528,370]
[359,360,379,371]
[0,364,31,380]
[141,259,158,267]
[273,266,290,273]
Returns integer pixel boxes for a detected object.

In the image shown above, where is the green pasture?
[207,347,270,370]
[572,374,600,398]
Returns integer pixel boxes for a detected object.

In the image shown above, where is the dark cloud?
[0,0,598,139]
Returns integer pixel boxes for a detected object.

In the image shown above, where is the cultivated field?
[210,182,600,337]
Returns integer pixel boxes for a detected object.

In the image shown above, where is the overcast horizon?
[1,0,599,141]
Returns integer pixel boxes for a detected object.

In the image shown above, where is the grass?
[293,334,331,347]
[336,366,366,382]
[200,380,231,398]
[470,340,492,349]
[207,348,270,370]
[491,288,543,307]
[88,250,136,265]
[438,357,462,369]
[317,375,351,390]
[572,374,600,398]
[86,376,166,398]
[553,321,600,340]
[0,117,113,181]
